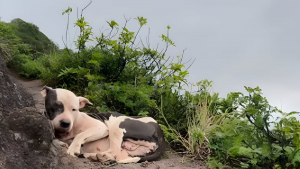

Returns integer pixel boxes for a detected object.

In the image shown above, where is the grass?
[159,87,230,161]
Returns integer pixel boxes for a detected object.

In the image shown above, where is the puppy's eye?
[72,109,76,111]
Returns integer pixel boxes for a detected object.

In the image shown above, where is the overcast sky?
[1,0,300,114]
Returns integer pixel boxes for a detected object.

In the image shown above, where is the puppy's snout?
[60,120,70,128]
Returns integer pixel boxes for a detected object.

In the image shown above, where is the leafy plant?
[208,86,300,168]
[20,60,41,78]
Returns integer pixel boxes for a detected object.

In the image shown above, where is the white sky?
[1,0,300,114]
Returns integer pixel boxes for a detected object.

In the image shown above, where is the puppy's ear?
[78,97,93,109]
[41,85,53,97]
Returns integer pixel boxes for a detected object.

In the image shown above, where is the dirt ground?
[8,70,210,169]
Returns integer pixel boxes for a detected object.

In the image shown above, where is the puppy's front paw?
[52,139,69,149]
[67,143,81,157]
[83,153,98,160]
[96,152,115,162]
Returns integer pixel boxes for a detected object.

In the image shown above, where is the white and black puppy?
[41,86,166,163]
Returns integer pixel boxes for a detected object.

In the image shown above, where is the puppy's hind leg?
[67,125,108,157]
[94,117,127,161]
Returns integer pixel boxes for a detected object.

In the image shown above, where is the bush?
[8,53,42,79]
[20,60,41,78]
[206,87,300,169]
[8,54,32,70]
[38,49,75,86]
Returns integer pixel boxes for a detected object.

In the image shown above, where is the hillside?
[0,18,57,60]
[0,18,59,78]
[11,18,58,55]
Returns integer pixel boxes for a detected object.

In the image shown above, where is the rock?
[0,56,100,169]
[0,59,34,110]
[0,56,57,168]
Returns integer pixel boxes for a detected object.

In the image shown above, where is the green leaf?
[292,150,300,166]
[228,146,253,158]
[286,111,299,117]
[282,127,291,132]
[261,144,271,157]
[106,20,119,29]
[87,60,100,67]
[136,17,147,27]
[240,162,249,168]
[62,7,72,15]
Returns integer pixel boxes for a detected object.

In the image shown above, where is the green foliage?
[8,54,32,70]
[0,21,23,60]
[11,18,58,55]
[37,49,75,85]
[62,7,72,15]
[158,80,229,157]
[0,21,18,39]
[206,156,227,169]
[207,87,300,168]
[0,19,58,80]
[75,17,93,50]
[8,52,41,78]
[160,124,177,141]
[20,60,42,78]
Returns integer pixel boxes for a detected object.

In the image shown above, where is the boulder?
[0,56,100,169]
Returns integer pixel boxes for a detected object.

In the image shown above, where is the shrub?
[8,54,32,70]
[20,60,41,78]
[37,49,75,86]
[207,87,300,169]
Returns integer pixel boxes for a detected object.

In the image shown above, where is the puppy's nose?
[60,120,70,128]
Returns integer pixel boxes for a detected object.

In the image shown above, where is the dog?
[41,86,167,163]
